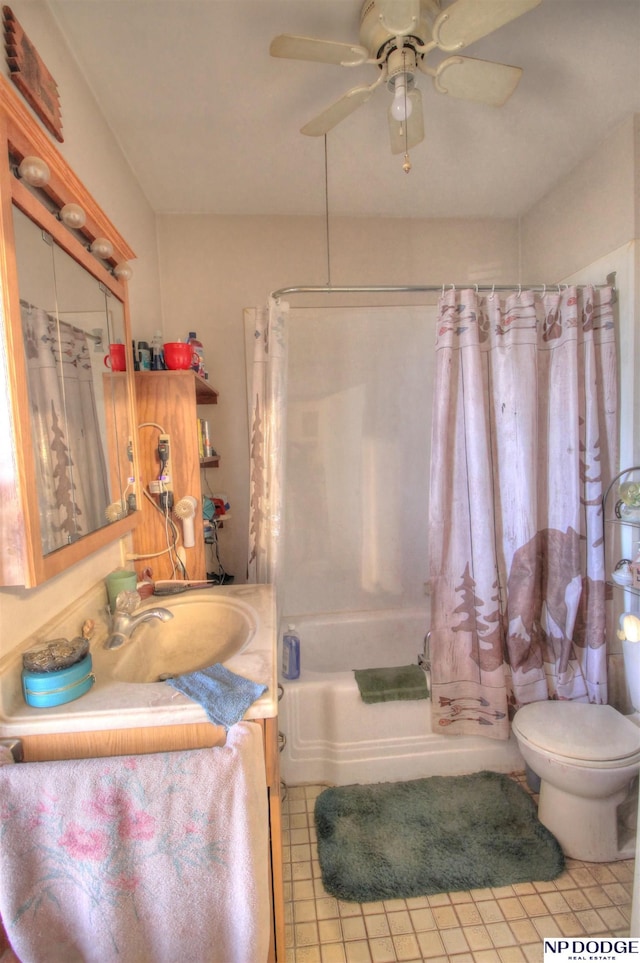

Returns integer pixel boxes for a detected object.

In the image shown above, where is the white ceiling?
[48,0,640,220]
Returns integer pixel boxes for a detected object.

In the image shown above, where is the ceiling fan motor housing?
[386,47,417,92]
[359,0,437,60]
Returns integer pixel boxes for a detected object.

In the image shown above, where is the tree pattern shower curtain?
[246,298,288,588]
[429,285,618,739]
[21,301,110,555]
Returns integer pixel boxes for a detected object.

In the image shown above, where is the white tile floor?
[282,774,634,963]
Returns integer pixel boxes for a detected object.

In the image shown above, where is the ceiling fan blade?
[434,56,522,106]
[270,34,369,66]
[388,88,424,154]
[432,0,542,52]
[301,84,377,136]
[377,0,421,36]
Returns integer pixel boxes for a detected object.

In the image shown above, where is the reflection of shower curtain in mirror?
[21,302,109,554]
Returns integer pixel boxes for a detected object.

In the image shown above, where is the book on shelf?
[197,417,214,460]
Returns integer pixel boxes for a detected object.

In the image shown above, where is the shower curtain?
[21,301,109,555]
[429,285,618,739]
[246,298,288,586]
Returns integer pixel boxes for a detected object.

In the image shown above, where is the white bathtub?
[279,609,524,786]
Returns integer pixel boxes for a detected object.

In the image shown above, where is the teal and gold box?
[22,654,95,708]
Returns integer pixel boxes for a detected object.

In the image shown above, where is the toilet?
[512,698,640,862]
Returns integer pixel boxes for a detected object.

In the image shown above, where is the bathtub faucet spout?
[104,590,174,650]
[418,631,431,672]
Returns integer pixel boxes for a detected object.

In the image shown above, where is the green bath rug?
[315,770,564,902]
[353,664,429,704]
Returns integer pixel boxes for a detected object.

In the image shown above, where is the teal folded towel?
[167,664,267,730]
[354,664,429,704]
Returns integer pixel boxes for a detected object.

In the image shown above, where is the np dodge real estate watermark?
[543,939,640,961]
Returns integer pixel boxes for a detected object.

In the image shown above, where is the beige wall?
[520,115,639,282]
[521,112,640,469]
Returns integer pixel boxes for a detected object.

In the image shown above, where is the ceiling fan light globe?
[391,78,413,121]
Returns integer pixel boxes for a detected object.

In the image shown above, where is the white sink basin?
[0,583,276,737]
[108,596,257,684]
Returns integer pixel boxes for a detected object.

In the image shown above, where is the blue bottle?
[282,624,300,680]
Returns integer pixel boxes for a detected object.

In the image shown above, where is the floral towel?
[0,722,270,963]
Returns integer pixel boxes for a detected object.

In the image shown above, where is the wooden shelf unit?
[133,370,218,580]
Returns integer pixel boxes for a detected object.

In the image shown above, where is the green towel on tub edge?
[353,664,429,704]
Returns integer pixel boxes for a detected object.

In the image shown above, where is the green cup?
[105,568,137,611]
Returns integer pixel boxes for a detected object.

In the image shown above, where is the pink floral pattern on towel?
[0,722,269,963]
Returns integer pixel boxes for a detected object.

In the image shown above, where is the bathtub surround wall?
[282,304,434,618]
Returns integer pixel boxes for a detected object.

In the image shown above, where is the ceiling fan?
[270,0,541,169]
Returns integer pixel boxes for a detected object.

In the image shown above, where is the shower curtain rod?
[271,280,613,300]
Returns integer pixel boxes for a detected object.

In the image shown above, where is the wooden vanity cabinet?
[17,714,286,962]
[132,370,219,581]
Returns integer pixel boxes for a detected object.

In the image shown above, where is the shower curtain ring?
[517,284,522,297]
[490,284,495,300]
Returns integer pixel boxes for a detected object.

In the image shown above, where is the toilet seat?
[512,701,640,769]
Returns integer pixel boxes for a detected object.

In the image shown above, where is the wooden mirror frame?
[0,74,140,586]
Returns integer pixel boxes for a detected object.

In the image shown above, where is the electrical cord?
[205,519,232,584]
[133,422,189,578]
[127,490,188,578]
[201,474,233,583]
[162,497,188,579]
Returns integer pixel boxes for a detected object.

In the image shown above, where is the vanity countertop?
[0,583,277,738]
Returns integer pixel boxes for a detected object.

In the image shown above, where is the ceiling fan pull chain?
[324,135,332,285]
[401,48,411,173]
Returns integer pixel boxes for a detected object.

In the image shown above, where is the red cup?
[163,342,194,370]
[104,343,126,371]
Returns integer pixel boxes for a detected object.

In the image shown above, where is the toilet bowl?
[511,701,640,862]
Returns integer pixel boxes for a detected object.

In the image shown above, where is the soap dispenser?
[282,624,300,680]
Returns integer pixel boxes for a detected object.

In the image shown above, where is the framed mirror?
[0,74,140,586]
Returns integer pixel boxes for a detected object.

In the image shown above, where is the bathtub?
[279,608,524,786]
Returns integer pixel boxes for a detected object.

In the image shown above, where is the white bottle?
[151,330,165,370]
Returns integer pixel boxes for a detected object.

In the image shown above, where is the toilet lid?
[512,701,640,763]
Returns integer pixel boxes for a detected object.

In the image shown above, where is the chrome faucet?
[104,590,174,650]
